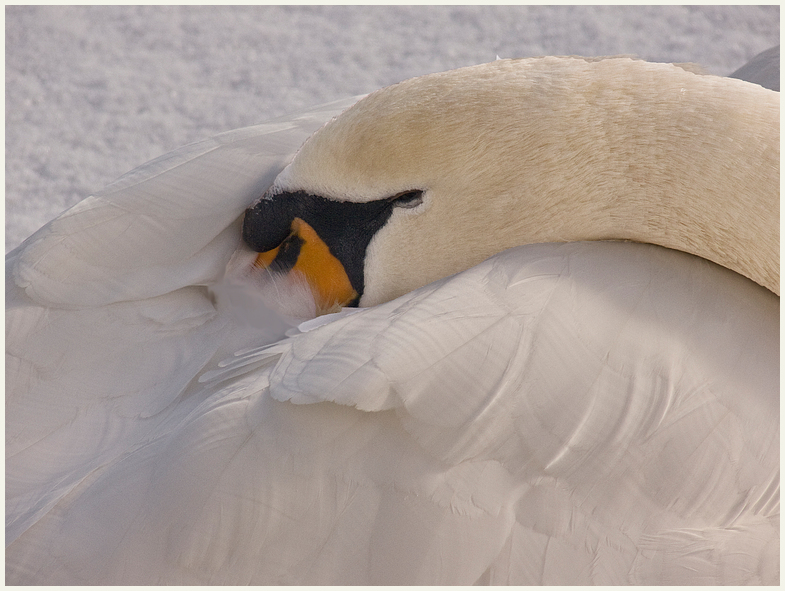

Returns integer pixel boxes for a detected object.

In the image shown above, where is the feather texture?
[6,242,779,584]
[6,57,779,584]
[6,97,361,544]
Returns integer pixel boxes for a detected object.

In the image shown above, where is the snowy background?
[5,5,780,253]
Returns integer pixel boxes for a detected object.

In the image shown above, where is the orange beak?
[254,217,358,311]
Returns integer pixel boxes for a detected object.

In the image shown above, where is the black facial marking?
[242,189,422,303]
[242,196,299,253]
[267,232,304,274]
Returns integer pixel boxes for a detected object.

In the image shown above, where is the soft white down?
[5,57,779,584]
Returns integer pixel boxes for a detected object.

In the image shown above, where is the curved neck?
[290,58,781,301]
[462,61,780,295]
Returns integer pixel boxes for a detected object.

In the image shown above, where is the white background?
[5,5,779,252]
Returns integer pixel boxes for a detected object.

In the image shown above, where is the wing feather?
[5,97,361,545]
[10,97,362,307]
[5,106,778,584]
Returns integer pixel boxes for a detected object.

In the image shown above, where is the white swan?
[5,55,779,585]
[245,56,778,310]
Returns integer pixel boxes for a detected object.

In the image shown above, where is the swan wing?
[9,96,362,308]
[8,242,778,584]
[5,97,361,544]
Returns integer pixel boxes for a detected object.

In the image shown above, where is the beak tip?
[249,217,359,316]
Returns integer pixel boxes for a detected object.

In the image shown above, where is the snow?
[5,5,780,252]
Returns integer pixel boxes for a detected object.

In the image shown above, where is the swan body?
[6,55,779,584]
[7,241,779,585]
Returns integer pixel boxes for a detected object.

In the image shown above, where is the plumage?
[6,54,779,585]
[261,57,778,306]
[6,97,361,543]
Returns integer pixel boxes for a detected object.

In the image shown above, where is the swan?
[5,55,779,584]
[243,56,778,312]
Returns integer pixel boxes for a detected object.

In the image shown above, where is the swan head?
[241,60,519,311]
[242,57,779,314]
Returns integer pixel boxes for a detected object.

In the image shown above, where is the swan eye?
[391,190,424,209]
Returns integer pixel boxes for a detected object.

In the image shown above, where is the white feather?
[6,243,778,584]
[5,58,779,584]
[6,96,361,545]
